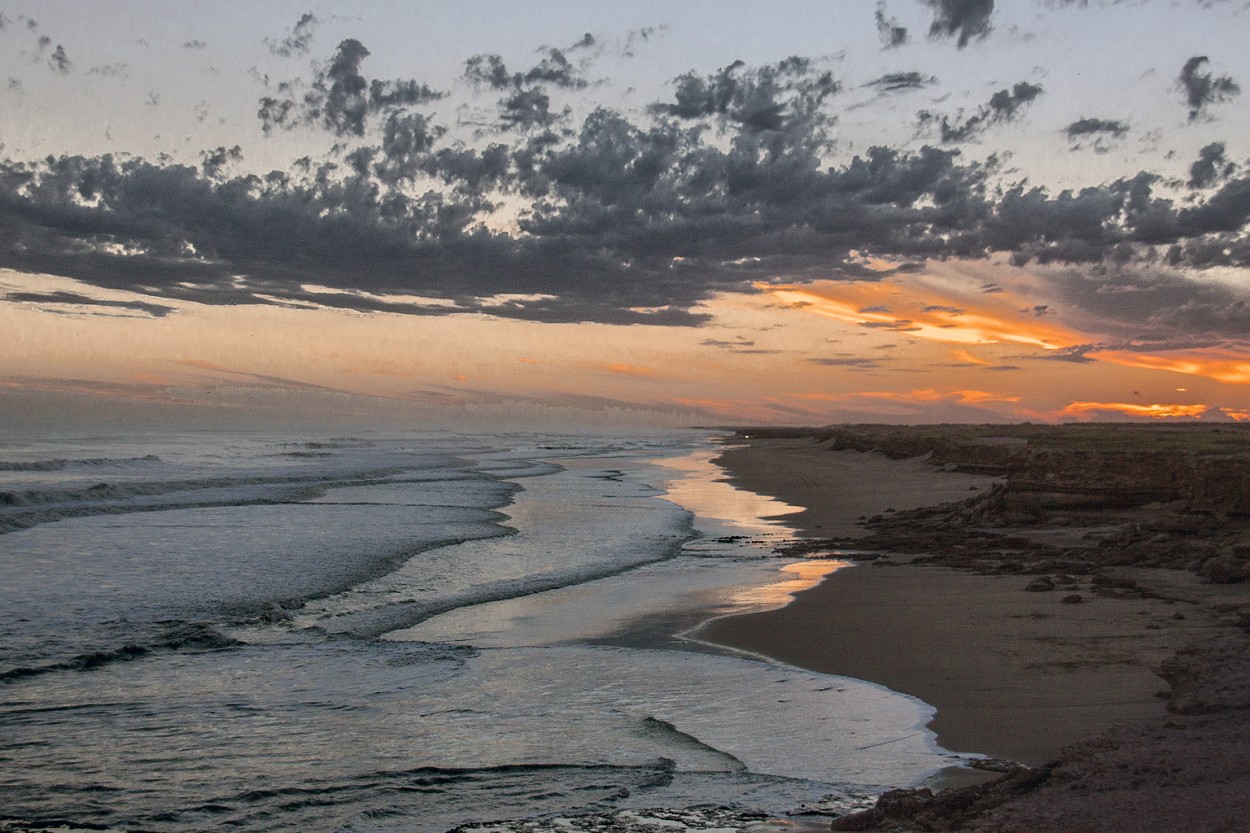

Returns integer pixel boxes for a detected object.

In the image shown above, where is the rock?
[1062,593,1083,604]
[1091,572,1137,590]
[1201,553,1250,584]
[1025,576,1055,592]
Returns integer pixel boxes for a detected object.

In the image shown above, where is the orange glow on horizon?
[1059,401,1209,420]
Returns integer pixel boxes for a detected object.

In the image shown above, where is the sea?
[0,431,960,832]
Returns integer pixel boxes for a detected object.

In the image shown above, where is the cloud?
[260,39,444,137]
[182,39,207,50]
[265,12,318,58]
[1178,56,1240,121]
[1058,401,1209,420]
[1188,142,1236,188]
[701,337,779,354]
[649,57,839,133]
[809,356,883,369]
[461,48,599,131]
[3,38,1250,331]
[864,72,937,93]
[924,0,995,49]
[919,81,1043,142]
[875,2,909,48]
[3,290,177,318]
[1064,117,1128,148]
[47,44,70,74]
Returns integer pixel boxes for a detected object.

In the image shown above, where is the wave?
[0,455,162,472]
[0,622,242,685]
[311,534,690,640]
[0,468,503,534]
[0,760,684,833]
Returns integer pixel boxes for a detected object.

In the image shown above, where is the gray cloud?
[1,42,1249,330]
[1188,142,1235,188]
[1041,267,1250,347]
[4,290,177,318]
[865,72,937,93]
[1178,56,1240,121]
[1064,117,1128,140]
[1064,117,1129,153]
[48,44,71,74]
[876,2,909,48]
[924,0,994,49]
[919,81,1043,142]
[649,57,839,134]
[266,12,318,58]
[260,39,444,137]
[462,48,592,131]
[810,356,883,368]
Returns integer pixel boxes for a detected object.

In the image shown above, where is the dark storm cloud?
[924,0,994,49]
[918,81,1043,142]
[266,12,318,58]
[1178,56,1240,121]
[260,39,444,137]
[1188,142,1236,188]
[864,72,937,93]
[876,3,909,48]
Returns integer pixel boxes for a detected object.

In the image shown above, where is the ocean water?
[0,432,957,832]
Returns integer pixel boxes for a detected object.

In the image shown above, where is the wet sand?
[698,437,1235,765]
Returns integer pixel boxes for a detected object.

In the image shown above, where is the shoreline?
[695,428,1250,831]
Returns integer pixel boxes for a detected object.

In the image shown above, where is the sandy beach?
[698,429,1250,832]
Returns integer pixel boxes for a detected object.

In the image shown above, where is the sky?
[3,0,1250,431]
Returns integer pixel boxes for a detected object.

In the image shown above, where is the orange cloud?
[1058,401,1209,420]
[762,279,1085,350]
[1092,349,1250,384]
[1222,408,1250,422]
[602,363,657,377]
[793,387,1020,406]
[178,358,229,371]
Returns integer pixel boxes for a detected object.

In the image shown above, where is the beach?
[700,427,1250,832]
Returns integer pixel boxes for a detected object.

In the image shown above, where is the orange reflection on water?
[731,558,852,610]
[654,449,804,536]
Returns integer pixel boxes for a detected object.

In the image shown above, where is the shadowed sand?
[696,437,1234,766]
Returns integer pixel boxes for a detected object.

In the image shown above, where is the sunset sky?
[3,0,1250,431]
